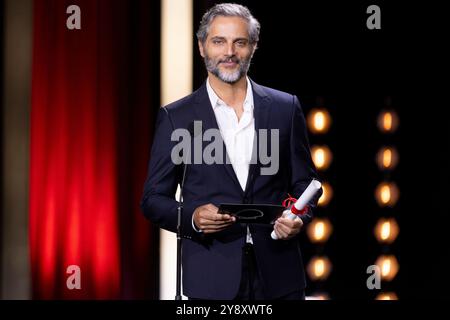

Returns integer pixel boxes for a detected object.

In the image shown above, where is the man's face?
[199,16,255,84]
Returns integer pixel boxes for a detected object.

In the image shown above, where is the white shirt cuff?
[192,215,203,233]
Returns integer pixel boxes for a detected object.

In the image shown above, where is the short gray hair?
[196,3,260,45]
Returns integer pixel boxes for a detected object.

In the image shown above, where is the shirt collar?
[206,76,254,111]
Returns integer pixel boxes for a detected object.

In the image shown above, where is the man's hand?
[273,210,304,240]
[193,204,236,234]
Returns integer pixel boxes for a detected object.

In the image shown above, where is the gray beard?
[204,55,252,84]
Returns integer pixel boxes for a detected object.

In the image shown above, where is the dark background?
[193,1,449,299]
[0,0,5,296]
[0,0,448,299]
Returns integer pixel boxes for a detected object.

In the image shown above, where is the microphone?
[178,121,202,204]
[271,179,322,240]
[176,122,195,229]
[175,120,200,300]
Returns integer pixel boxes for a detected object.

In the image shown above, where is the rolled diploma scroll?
[271,179,322,240]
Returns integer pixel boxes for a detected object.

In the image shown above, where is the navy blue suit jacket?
[141,80,321,299]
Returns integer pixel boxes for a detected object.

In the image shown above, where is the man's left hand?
[273,210,304,240]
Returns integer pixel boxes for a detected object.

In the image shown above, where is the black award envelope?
[218,203,286,224]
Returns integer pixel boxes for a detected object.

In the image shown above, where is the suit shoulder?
[256,84,300,110]
[162,92,196,113]
[259,84,297,102]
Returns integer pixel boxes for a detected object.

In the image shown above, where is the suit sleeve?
[140,107,199,239]
[289,95,323,225]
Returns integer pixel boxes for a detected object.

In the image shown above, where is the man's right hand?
[193,204,236,234]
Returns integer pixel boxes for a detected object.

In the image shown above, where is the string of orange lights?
[305,99,333,300]
[374,99,400,300]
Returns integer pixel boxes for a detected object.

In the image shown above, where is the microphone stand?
[175,150,189,301]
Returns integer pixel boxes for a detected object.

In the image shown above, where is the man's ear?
[198,40,205,58]
[249,43,258,59]
[252,43,258,54]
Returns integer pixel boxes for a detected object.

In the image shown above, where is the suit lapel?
[193,80,272,197]
[193,83,243,194]
[244,80,271,195]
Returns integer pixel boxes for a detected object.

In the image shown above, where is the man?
[141,3,321,300]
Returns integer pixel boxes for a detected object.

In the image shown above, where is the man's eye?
[213,40,223,44]
[237,41,246,46]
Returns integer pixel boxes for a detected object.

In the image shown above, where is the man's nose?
[225,43,236,56]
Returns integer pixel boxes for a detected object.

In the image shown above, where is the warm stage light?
[160,0,194,300]
[375,182,399,207]
[318,182,333,207]
[375,255,399,281]
[307,292,330,300]
[374,218,399,244]
[307,218,333,243]
[311,145,333,170]
[377,110,399,133]
[307,256,332,281]
[307,108,332,134]
[376,147,399,170]
[376,292,398,300]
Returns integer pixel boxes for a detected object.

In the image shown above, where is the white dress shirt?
[193,77,255,243]
[206,77,255,191]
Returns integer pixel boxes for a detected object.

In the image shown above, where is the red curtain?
[30,0,159,299]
